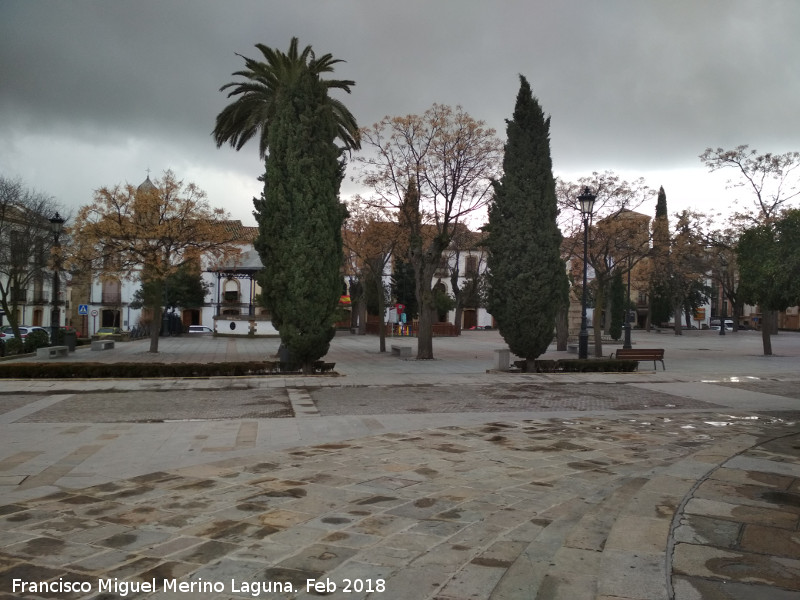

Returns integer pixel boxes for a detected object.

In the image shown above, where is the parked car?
[96,327,122,336]
[0,325,50,340]
[187,325,214,335]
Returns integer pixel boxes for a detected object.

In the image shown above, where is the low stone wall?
[213,315,279,337]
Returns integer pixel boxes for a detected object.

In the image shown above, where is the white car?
[187,325,214,335]
[0,325,50,340]
[710,320,735,330]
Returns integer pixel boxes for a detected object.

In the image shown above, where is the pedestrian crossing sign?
[78,304,89,315]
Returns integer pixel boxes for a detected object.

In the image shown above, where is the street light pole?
[578,187,596,360]
[49,212,65,344]
[719,261,727,336]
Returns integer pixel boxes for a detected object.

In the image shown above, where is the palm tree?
[213,37,360,156]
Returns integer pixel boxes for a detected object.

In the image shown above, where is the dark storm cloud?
[1,0,798,221]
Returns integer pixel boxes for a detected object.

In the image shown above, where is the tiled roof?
[214,220,259,242]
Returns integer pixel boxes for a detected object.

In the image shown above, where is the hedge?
[0,361,282,379]
[512,359,639,373]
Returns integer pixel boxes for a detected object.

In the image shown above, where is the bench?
[391,344,412,358]
[91,339,115,351]
[612,348,665,370]
[36,346,69,359]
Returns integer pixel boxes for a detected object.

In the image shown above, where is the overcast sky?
[2,1,798,227]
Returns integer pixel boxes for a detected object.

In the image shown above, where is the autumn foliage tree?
[357,104,502,359]
[69,171,240,353]
[343,200,405,351]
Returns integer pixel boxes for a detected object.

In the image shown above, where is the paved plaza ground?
[0,330,798,599]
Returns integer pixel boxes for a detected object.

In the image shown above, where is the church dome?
[137,175,156,193]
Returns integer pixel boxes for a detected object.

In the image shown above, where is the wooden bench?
[35,346,69,359]
[91,339,115,351]
[612,348,665,370]
[391,344,412,358]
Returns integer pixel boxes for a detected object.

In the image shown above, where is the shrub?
[5,338,24,356]
[24,330,51,352]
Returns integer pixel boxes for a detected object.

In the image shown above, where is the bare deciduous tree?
[356,104,502,359]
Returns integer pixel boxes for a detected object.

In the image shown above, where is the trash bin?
[63,330,77,352]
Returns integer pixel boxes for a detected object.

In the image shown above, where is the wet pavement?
[0,330,799,599]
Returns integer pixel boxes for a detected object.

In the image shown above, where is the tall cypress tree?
[253,68,346,373]
[486,75,568,367]
[649,186,671,328]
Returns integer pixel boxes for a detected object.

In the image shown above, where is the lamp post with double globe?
[578,187,596,360]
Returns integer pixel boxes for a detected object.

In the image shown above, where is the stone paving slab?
[668,432,800,598]
[1,331,800,598]
[12,390,293,423]
[0,413,798,599]
[310,382,718,415]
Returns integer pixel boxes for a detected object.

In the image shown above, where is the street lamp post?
[49,212,65,344]
[719,261,727,336]
[578,187,596,360]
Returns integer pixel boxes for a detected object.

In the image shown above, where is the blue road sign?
[78,304,89,315]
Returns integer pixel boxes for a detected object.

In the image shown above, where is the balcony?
[101,292,122,304]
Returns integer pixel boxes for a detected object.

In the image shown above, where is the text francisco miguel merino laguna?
[12,576,387,596]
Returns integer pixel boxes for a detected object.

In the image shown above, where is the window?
[102,280,121,303]
[465,255,478,276]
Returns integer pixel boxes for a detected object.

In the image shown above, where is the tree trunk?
[357,301,367,335]
[376,277,387,353]
[555,305,568,351]
[453,305,463,336]
[761,309,773,355]
[673,305,682,335]
[416,296,434,359]
[412,258,436,360]
[148,308,161,353]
